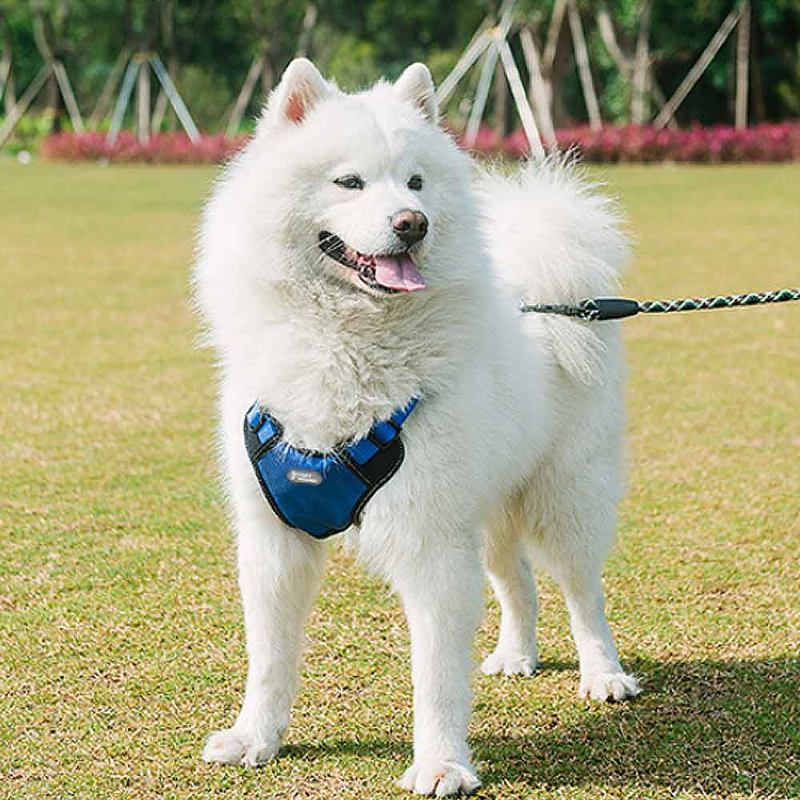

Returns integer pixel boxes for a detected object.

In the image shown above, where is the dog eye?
[407,174,423,191]
[334,175,364,190]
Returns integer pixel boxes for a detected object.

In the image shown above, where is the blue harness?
[244,398,418,539]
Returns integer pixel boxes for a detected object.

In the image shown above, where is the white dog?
[194,58,640,796]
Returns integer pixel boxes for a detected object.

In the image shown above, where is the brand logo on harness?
[287,468,323,485]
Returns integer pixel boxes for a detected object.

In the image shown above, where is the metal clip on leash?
[520,289,800,321]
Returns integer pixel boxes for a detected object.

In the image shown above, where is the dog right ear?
[261,58,331,129]
[393,63,438,124]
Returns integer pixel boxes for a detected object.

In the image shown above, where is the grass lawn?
[1,158,798,800]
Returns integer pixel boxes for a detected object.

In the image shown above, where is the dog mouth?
[318,231,427,294]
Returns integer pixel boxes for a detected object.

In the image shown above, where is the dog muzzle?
[244,398,418,539]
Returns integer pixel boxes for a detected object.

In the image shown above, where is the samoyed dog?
[194,58,640,795]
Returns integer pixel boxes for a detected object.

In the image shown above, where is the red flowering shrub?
[476,122,800,163]
[503,128,529,158]
[41,122,800,164]
[41,131,250,164]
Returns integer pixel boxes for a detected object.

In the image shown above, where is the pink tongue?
[373,253,427,292]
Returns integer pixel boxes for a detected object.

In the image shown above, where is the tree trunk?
[567,0,602,131]
[750,10,766,122]
[0,63,50,147]
[137,56,150,142]
[227,51,266,137]
[520,26,556,147]
[253,0,274,102]
[654,5,742,129]
[543,0,568,74]
[631,0,652,124]
[735,0,750,129]
[45,73,64,131]
[151,57,176,132]
[549,17,571,128]
[296,3,317,57]
[261,56,275,99]
[32,6,62,132]
[90,47,131,128]
[53,60,84,131]
[499,39,545,158]
[4,70,15,114]
[596,2,630,76]
[151,0,175,131]
[0,12,12,108]
[493,57,507,137]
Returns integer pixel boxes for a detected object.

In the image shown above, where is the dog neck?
[230,273,481,451]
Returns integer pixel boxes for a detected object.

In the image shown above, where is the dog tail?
[477,154,631,385]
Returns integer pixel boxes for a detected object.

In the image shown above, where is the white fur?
[194,59,641,795]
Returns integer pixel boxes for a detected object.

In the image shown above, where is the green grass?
[1,158,798,800]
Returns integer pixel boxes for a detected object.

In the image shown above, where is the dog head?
[243,58,475,299]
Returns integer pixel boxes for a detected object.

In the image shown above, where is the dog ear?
[265,58,331,127]
[393,63,438,124]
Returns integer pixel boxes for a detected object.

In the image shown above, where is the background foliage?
[1,1,799,133]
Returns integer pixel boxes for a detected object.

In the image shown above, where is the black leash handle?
[518,297,639,321]
[581,298,640,320]
[520,288,800,322]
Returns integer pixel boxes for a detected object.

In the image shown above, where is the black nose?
[391,209,428,245]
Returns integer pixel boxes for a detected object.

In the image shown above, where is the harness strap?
[390,396,419,427]
[247,397,420,463]
[346,396,418,465]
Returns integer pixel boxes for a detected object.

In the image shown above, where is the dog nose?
[391,209,428,245]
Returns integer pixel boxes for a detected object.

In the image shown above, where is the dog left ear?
[263,58,332,128]
[393,63,438,124]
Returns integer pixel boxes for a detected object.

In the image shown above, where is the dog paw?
[202,727,281,767]
[481,649,538,677]
[579,671,641,702]
[397,760,481,796]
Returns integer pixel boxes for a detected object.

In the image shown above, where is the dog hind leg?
[557,564,641,701]
[529,473,641,702]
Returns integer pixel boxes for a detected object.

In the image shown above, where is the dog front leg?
[392,542,483,796]
[203,503,327,767]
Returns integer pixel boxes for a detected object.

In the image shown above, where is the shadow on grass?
[475,657,800,797]
[288,658,799,797]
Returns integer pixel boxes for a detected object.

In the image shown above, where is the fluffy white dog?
[194,58,641,796]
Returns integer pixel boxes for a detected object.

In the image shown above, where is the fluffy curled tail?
[477,154,631,384]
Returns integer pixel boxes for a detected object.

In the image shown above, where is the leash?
[520,288,800,322]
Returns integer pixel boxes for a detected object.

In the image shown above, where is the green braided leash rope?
[520,288,800,322]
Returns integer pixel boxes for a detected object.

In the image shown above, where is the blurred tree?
[30,0,69,129]
[223,0,308,133]
[0,8,16,112]
[0,0,798,134]
[640,0,799,123]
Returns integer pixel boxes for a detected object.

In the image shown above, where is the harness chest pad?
[244,398,418,540]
